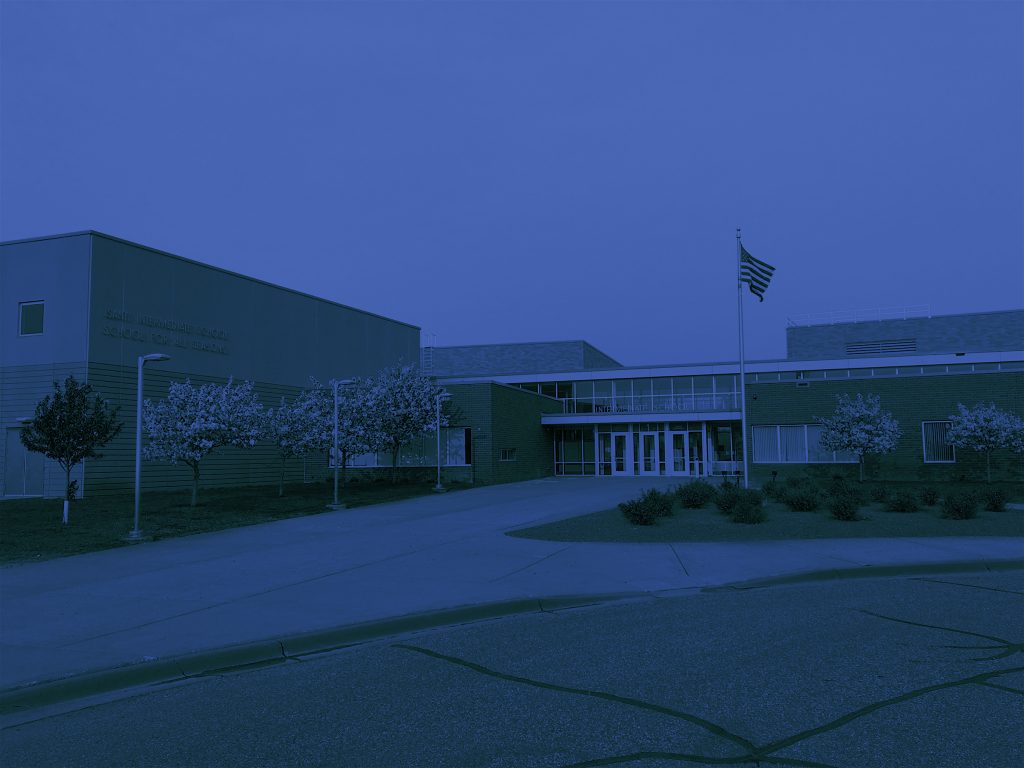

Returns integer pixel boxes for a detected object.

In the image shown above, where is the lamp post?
[330,378,355,509]
[434,391,451,493]
[127,353,170,541]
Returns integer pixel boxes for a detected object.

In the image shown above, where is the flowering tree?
[143,379,266,506]
[364,365,447,482]
[305,378,375,490]
[265,387,333,496]
[947,402,1020,483]
[20,375,122,506]
[816,393,901,482]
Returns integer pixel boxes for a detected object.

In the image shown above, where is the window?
[922,421,955,463]
[753,424,858,464]
[19,301,44,335]
[500,448,517,462]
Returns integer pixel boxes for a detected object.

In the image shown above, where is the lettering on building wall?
[101,308,230,355]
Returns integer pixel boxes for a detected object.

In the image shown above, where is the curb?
[702,558,1024,591]
[0,591,644,719]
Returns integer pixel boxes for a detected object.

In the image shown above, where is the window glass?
[594,380,613,397]
[971,363,998,372]
[714,375,736,393]
[778,371,797,381]
[752,426,779,462]
[556,382,573,399]
[19,302,44,335]
[693,376,713,393]
[872,367,897,377]
[757,372,779,382]
[540,382,557,398]
[614,380,632,397]
[806,424,831,462]
[652,377,672,395]
[574,381,594,398]
[779,425,806,462]
[946,364,973,373]
[672,377,692,395]
[998,361,1024,371]
[848,368,873,378]
[922,421,954,463]
[824,369,849,379]
[446,428,468,465]
[632,379,653,396]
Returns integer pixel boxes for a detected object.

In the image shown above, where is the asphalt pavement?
[3,570,1022,767]
[1,476,1021,709]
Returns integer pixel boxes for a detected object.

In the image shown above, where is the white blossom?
[947,402,1021,482]
[363,365,447,480]
[816,393,901,481]
[143,378,266,504]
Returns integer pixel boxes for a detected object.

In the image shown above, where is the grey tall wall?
[427,341,622,378]
[1,231,421,497]
[786,310,1024,361]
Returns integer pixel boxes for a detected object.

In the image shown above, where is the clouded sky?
[2,0,1021,366]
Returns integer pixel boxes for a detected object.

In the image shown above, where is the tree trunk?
[64,466,72,502]
[279,455,286,497]
[190,463,200,507]
[986,451,992,483]
[858,455,864,483]
[391,445,400,484]
[341,449,348,489]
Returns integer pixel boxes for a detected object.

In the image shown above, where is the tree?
[326,378,375,490]
[265,388,332,497]
[143,379,266,506]
[946,402,1020,483]
[20,375,122,507]
[816,393,901,482]
[364,365,447,482]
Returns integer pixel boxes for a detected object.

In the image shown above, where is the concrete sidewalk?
[2,477,1022,694]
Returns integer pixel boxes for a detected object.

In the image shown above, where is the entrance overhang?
[541,411,741,426]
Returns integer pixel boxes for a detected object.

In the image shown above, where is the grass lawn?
[0,480,468,565]
[508,483,1024,544]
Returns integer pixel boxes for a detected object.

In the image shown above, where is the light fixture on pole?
[329,378,356,509]
[127,353,170,541]
[434,391,451,493]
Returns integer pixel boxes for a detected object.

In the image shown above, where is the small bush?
[676,480,717,508]
[919,487,939,506]
[731,489,766,524]
[980,489,1008,512]
[761,479,781,501]
[869,486,889,503]
[641,488,674,518]
[782,487,820,512]
[620,499,656,526]
[715,483,742,515]
[942,492,978,520]
[885,491,919,513]
[829,495,861,521]
[621,489,674,525]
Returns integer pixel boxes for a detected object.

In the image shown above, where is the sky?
[1,0,1021,367]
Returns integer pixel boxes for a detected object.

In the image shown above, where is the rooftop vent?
[846,339,917,356]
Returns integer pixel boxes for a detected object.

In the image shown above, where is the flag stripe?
[738,243,774,303]
[740,245,775,273]
[741,263,773,282]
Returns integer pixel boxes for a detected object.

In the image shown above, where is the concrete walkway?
[2,477,1022,693]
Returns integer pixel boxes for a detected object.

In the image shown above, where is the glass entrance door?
[611,432,632,475]
[668,432,688,475]
[687,431,704,476]
[639,432,659,475]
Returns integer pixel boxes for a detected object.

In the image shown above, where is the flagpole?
[736,228,749,489]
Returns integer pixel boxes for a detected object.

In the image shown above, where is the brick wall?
[747,370,1024,483]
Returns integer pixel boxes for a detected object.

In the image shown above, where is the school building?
[2,231,1022,498]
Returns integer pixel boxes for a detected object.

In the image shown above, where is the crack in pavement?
[394,643,1023,768]
[669,545,690,577]
[489,545,574,583]
[859,610,1023,661]
[974,680,1024,695]
[910,577,1024,597]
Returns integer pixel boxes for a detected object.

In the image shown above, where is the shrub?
[761,479,781,501]
[640,488,675,518]
[620,489,674,525]
[919,487,939,506]
[869,486,889,503]
[942,492,978,520]
[730,489,766,524]
[620,499,656,526]
[980,489,1008,512]
[715,482,742,515]
[885,491,920,513]
[829,495,861,521]
[676,480,717,508]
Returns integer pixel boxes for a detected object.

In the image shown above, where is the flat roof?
[0,230,421,331]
